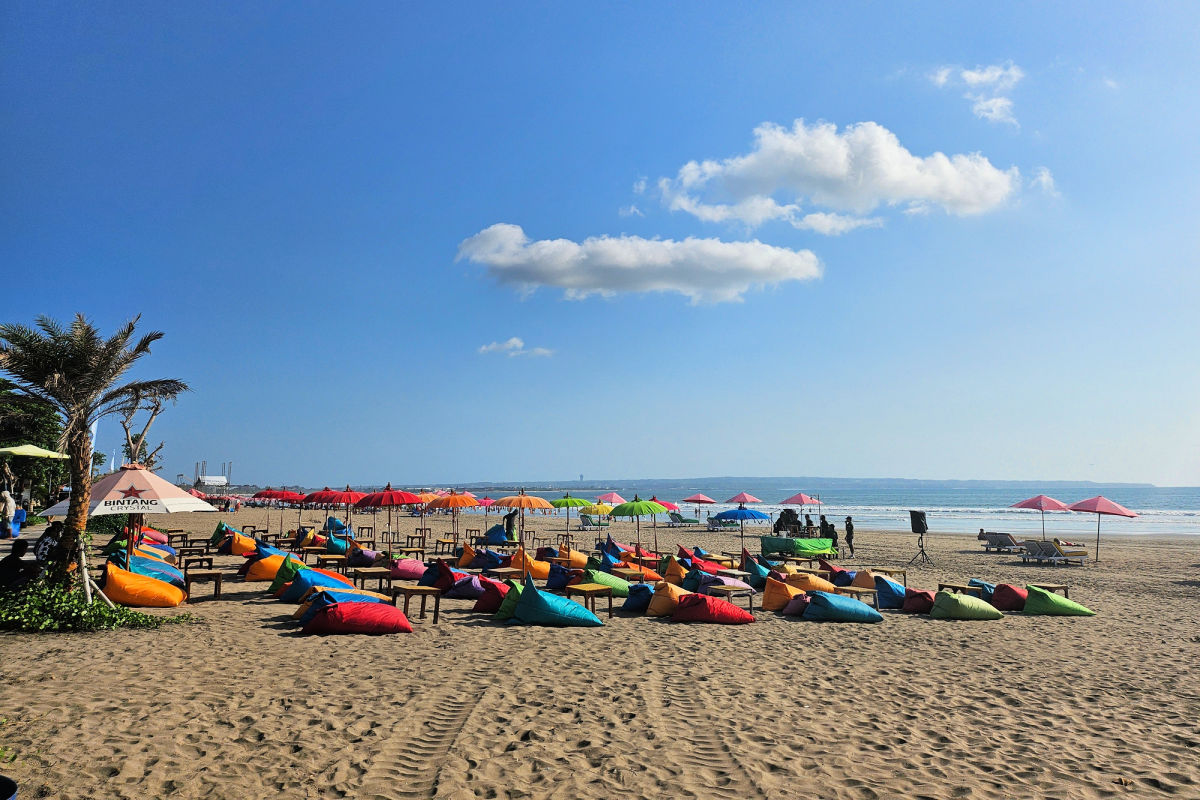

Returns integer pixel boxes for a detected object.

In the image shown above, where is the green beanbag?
[492,580,524,621]
[930,590,1004,620]
[1022,585,1095,616]
[580,569,630,598]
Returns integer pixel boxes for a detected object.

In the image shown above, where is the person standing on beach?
[845,516,854,557]
[503,509,518,540]
[0,491,15,539]
[828,520,839,554]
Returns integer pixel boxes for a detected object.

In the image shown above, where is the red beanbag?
[901,588,936,614]
[671,593,755,624]
[302,602,413,635]
[435,561,468,593]
[818,558,848,582]
[990,583,1028,611]
[690,557,724,575]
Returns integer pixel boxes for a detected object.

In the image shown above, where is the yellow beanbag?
[663,558,689,586]
[786,573,838,593]
[646,581,692,617]
[104,563,186,608]
[458,543,477,568]
[510,548,551,580]
[851,569,877,590]
[761,577,804,612]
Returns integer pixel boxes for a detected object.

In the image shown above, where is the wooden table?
[301,546,325,564]
[632,556,660,569]
[775,555,823,567]
[546,556,574,568]
[392,584,441,624]
[833,586,879,608]
[185,570,222,602]
[611,567,646,584]
[565,583,613,618]
[316,554,347,573]
[485,567,523,581]
[705,555,736,568]
[353,567,392,592]
[176,545,207,561]
[789,566,832,580]
[716,568,752,583]
[1030,582,1069,598]
[707,584,754,612]
[938,583,983,597]
[868,567,907,586]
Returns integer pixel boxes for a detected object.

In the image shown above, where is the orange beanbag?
[245,554,303,582]
[662,558,689,586]
[510,548,551,580]
[230,532,257,556]
[104,563,186,608]
[851,569,877,589]
[619,562,664,582]
[646,581,692,617]
[458,543,477,568]
[761,577,804,612]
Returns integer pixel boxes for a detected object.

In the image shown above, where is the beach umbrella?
[1010,494,1072,541]
[476,495,495,529]
[0,443,68,459]
[355,483,423,536]
[426,490,479,538]
[610,495,668,553]
[492,491,555,577]
[580,502,612,517]
[1068,496,1137,562]
[712,507,770,550]
[597,491,626,505]
[682,492,715,521]
[653,497,680,511]
[550,492,592,540]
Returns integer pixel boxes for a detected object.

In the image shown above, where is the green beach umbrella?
[610,495,668,553]
[550,492,592,550]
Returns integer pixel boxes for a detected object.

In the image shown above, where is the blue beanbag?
[323,517,347,531]
[968,578,996,604]
[622,584,653,614]
[468,549,504,571]
[598,551,620,573]
[802,591,884,623]
[681,569,705,592]
[513,576,603,627]
[280,568,352,603]
[603,540,624,559]
[117,554,185,589]
[754,554,781,570]
[832,570,857,587]
[484,524,509,545]
[545,563,573,591]
[417,565,440,587]
[874,575,907,609]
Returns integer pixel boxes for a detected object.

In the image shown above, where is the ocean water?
[464,482,1200,537]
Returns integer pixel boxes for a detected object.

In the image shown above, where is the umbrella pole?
[1095,513,1101,563]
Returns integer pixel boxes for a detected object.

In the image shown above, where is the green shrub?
[0,577,191,633]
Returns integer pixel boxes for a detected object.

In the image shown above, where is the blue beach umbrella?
[713,507,770,549]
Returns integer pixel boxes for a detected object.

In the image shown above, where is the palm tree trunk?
[53,429,93,585]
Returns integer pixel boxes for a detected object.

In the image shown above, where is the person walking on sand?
[845,516,855,557]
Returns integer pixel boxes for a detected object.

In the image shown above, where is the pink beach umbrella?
[1010,494,1072,541]
[597,492,626,505]
[682,492,715,521]
[652,497,680,511]
[725,492,762,505]
[1068,496,1137,562]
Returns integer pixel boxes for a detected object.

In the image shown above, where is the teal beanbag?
[967,578,996,603]
[580,569,630,598]
[1022,585,1095,616]
[326,536,349,555]
[743,557,770,589]
[513,576,603,627]
[930,591,1004,620]
[802,591,883,623]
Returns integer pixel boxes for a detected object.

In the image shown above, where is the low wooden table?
[353,567,392,592]
[392,584,441,624]
[396,546,425,561]
[869,567,907,586]
[565,583,613,618]
[707,584,754,611]
[716,568,752,583]
[775,555,823,567]
[938,583,983,597]
[485,567,523,581]
[706,555,736,568]
[546,556,574,568]
[632,556,660,569]
[316,554,347,573]
[183,556,214,572]
[301,546,325,564]
[185,570,222,602]
[1030,582,1069,598]
[833,585,879,608]
[611,567,646,584]
[790,566,833,579]
[433,537,456,555]
[176,545,207,561]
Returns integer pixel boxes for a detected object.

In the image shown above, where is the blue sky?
[3,2,1198,487]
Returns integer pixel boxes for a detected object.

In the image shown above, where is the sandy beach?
[1,508,1198,799]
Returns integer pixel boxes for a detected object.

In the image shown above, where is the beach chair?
[984,533,1025,553]
[667,511,700,527]
[577,514,610,531]
[1052,539,1088,565]
[707,518,740,531]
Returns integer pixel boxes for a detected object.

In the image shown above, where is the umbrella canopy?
[725,491,762,504]
[681,492,715,522]
[0,444,68,459]
[355,484,423,508]
[253,488,281,500]
[477,496,495,507]
[551,492,593,537]
[427,490,479,537]
[1068,496,1137,562]
[597,491,626,505]
[649,496,679,511]
[187,488,209,499]
[610,495,667,551]
[414,491,440,503]
[580,502,612,516]
[1010,494,1072,541]
[492,491,555,575]
[713,507,770,549]
[780,492,819,506]
[42,464,215,517]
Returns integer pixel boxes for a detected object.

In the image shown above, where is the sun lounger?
[707,518,740,531]
[667,511,700,527]
[577,514,610,531]
[1020,539,1087,566]
[983,532,1026,553]
[1051,540,1088,565]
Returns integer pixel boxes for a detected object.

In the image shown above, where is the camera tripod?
[907,532,934,565]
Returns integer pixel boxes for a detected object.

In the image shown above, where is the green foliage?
[86,513,127,539]
[0,577,192,633]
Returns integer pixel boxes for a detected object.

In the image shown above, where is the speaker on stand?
[907,510,934,566]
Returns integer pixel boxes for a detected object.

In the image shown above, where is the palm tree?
[0,314,187,583]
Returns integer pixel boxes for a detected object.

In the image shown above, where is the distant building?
[196,475,229,487]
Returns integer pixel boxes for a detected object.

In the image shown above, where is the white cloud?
[618,203,644,217]
[632,177,647,194]
[1032,166,1058,196]
[932,61,1024,126]
[478,336,554,358]
[657,119,1018,229]
[1103,77,1119,90]
[457,223,822,304]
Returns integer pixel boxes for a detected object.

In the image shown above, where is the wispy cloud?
[655,118,1018,231]
[458,223,821,304]
[1032,166,1058,196]
[932,61,1025,126]
[478,336,554,358]
[618,203,644,217]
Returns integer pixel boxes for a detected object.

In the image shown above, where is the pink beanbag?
[901,588,936,614]
[781,593,810,616]
[390,558,427,580]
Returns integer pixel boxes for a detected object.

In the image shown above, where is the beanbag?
[103,563,186,608]
[930,591,1004,620]
[681,568,704,592]
[445,574,484,599]
[297,590,387,626]
[874,575,907,609]
[697,574,753,594]
[545,563,576,591]
[509,549,551,580]
[434,561,469,593]
[762,577,804,612]
[818,558,847,583]
[325,536,350,555]
[484,524,509,545]
[347,547,379,568]
[677,545,694,561]
[832,570,857,587]
[294,586,391,607]
[802,591,883,623]
[990,583,1028,612]
[493,580,524,620]
[390,558,427,581]
[606,536,631,552]
[210,521,240,545]
[671,593,754,624]
[323,516,347,532]
[622,583,654,614]
[616,562,663,582]
[785,573,838,594]
[558,548,589,568]
[468,549,504,571]
[690,556,724,575]
[280,567,354,602]
[662,558,689,586]
[901,588,936,614]
[597,550,621,572]
[968,578,996,604]
[456,543,477,568]
[246,553,304,582]
[140,527,168,544]
[472,578,510,613]
[646,581,692,617]
[741,551,770,589]
[781,592,810,616]
[303,602,412,635]
[513,576,603,627]
[114,554,185,589]
[229,532,258,556]
[576,568,630,598]
[851,569,877,589]
[1022,585,1095,616]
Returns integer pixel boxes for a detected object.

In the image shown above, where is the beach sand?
[1,508,1198,799]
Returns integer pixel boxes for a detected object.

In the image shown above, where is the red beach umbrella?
[1068,496,1137,562]
[1010,494,1072,541]
[355,483,423,535]
[682,492,715,521]
[725,492,762,505]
